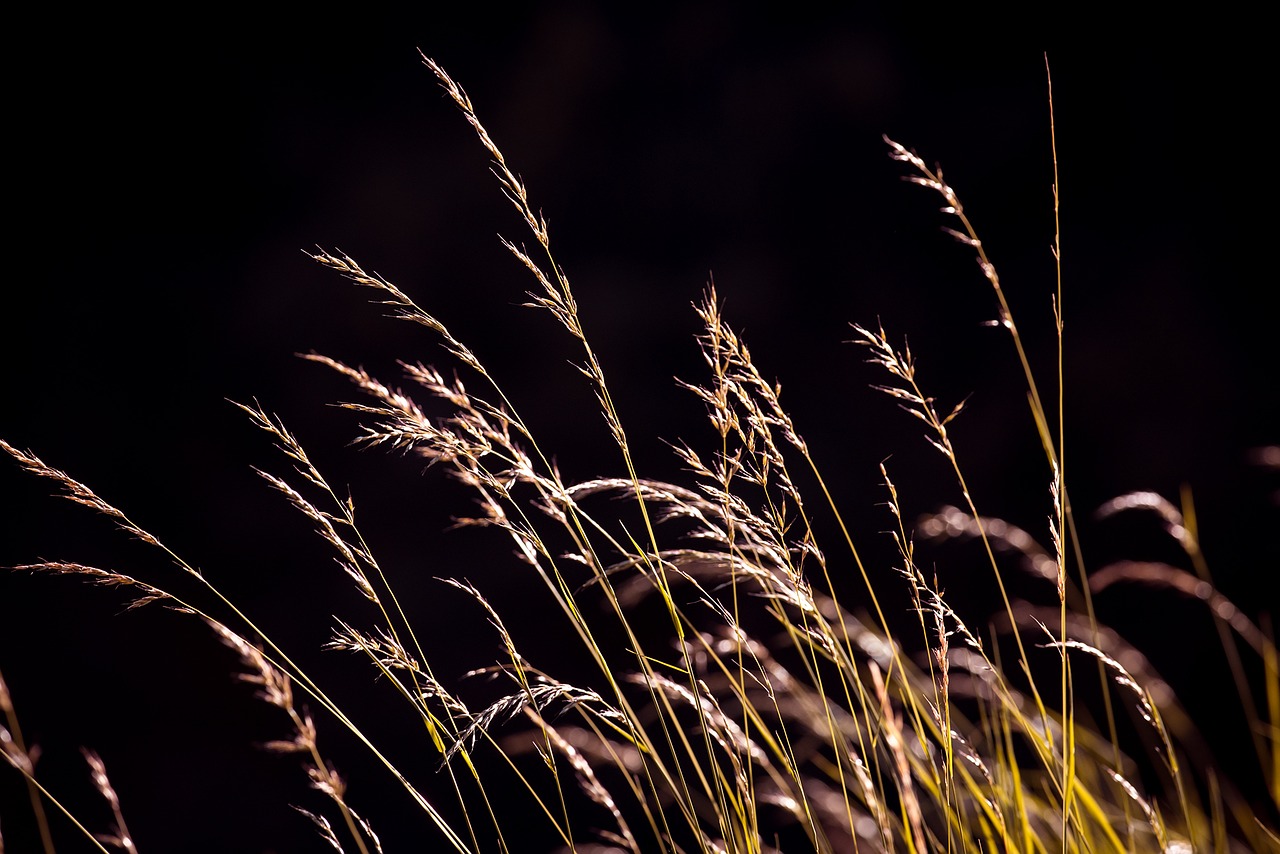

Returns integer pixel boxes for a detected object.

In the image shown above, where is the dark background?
[2,7,1275,852]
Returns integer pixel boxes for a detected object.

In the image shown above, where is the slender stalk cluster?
[2,57,1274,854]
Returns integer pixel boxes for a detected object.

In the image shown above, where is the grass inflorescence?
[3,54,1277,853]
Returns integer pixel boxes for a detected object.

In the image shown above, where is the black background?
[2,7,1275,852]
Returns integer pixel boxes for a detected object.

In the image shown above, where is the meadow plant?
[2,54,1277,853]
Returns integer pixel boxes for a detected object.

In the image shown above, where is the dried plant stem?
[1045,57,1079,854]
[0,766,114,853]
[0,669,57,853]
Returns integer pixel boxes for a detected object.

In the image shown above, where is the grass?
[3,51,1277,852]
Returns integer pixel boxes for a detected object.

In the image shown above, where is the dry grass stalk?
[82,750,135,853]
[1,669,125,853]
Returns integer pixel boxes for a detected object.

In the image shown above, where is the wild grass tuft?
[3,54,1276,853]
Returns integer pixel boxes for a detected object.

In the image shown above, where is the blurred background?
[2,6,1275,851]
